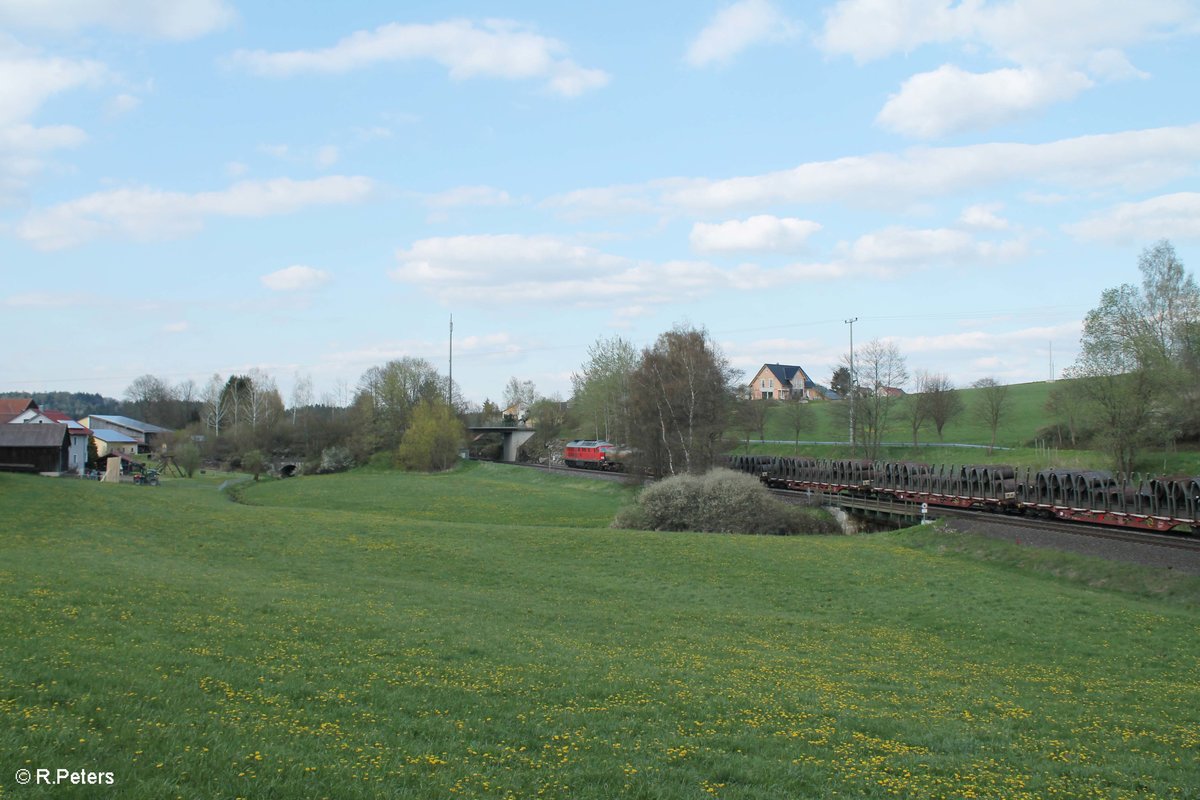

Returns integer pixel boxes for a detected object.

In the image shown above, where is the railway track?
[773,487,1200,553]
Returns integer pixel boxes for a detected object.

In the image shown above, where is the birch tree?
[628,324,739,478]
[202,373,228,438]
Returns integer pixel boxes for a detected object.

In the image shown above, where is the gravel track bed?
[944,516,1200,576]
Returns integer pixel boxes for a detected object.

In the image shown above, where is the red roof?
[0,398,37,415]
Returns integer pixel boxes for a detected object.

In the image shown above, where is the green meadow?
[738,380,1200,475]
[2,463,1199,799]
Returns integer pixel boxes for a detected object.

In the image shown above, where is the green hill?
[740,380,1200,474]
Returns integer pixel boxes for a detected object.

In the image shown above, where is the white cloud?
[261,265,332,292]
[685,0,798,67]
[690,215,821,253]
[820,0,1193,137]
[231,19,610,97]
[0,0,235,40]
[424,185,514,210]
[819,0,1194,66]
[0,48,109,128]
[17,175,376,249]
[724,224,1027,289]
[897,322,1082,354]
[0,45,105,200]
[391,233,735,306]
[876,64,1093,139]
[818,0,967,63]
[1064,192,1200,243]
[958,203,1010,230]
[651,123,1200,212]
[162,321,189,333]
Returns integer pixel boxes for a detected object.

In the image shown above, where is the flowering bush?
[613,468,837,535]
[318,446,355,474]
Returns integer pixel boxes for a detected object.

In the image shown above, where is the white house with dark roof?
[749,363,819,401]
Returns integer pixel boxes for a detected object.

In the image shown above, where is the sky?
[2,0,1199,408]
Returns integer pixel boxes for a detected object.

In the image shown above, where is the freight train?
[728,455,1200,534]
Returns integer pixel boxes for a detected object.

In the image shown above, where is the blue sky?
[2,0,1198,408]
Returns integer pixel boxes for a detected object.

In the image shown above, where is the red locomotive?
[563,440,626,471]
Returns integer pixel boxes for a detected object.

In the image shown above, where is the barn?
[0,424,70,473]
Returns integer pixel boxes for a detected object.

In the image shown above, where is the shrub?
[397,401,465,472]
[242,450,267,481]
[613,468,837,535]
[175,442,201,478]
[318,446,355,474]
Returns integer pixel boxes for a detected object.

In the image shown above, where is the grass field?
[736,380,1200,475]
[3,464,1200,798]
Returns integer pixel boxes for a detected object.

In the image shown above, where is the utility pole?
[448,314,454,408]
[845,317,858,453]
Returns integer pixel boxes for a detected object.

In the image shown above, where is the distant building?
[91,429,139,458]
[748,364,819,401]
[877,386,907,398]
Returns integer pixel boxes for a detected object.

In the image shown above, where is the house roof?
[86,415,171,434]
[0,423,69,448]
[761,363,816,390]
[0,398,37,416]
[91,428,138,444]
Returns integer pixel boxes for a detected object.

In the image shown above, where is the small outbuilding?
[0,424,70,473]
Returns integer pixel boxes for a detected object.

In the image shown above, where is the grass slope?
[2,467,1199,799]
[756,381,1054,448]
[747,380,1200,474]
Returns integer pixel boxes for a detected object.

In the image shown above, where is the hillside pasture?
[743,380,1200,474]
[2,466,1199,798]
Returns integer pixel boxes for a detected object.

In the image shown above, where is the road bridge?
[468,426,536,462]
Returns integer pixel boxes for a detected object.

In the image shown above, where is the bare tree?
[906,373,931,446]
[124,374,175,424]
[843,339,908,459]
[291,372,313,425]
[781,395,815,454]
[202,373,228,438]
[734,397,771,450]
[245,368,282,431]
[922,372,963,440]
[972,377,1010,454]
